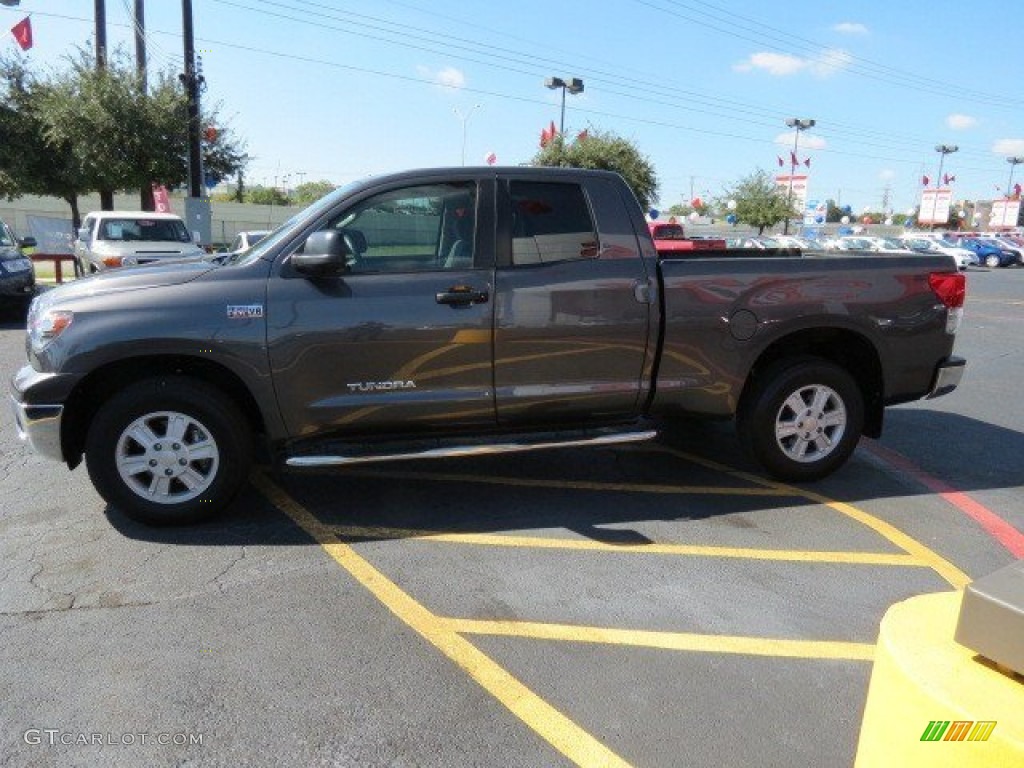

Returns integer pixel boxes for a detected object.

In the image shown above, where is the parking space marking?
[864,440,1024,558]
[252,472,633,768]
[645,447,971,589]
[337,467,793,498]
[327,523,927,567]
[441,619,876,662]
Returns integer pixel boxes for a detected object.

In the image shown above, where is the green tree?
[719,169,793,235]
[532,130,659,211]
[1,48,248,221]
[0,54,89,229]
[291,180,336,206]
[246,185,290,206]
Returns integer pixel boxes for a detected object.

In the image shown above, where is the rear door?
[266,176,496,439]
[492,175,653,425]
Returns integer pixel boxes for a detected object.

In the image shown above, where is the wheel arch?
[61,355,267,469]
[739,327,884,438]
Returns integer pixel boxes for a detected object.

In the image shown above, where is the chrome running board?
[285,429,658,468]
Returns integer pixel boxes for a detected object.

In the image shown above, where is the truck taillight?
[929,272,965,334]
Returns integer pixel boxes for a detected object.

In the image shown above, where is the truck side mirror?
[76,227,90,242]
[291,231,351,276]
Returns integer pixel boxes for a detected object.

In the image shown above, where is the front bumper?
[926,356,966,399]
[10,395,64,461]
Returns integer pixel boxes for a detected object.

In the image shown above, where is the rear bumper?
[926,356,965,399]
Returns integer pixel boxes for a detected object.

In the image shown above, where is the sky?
[2,0,1023,217]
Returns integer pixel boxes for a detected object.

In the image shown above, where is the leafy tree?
[718,169,793,235]
[1,47,248,221]
[532,130,659,211]
[0,54,89,229]
[291,180,336,207]
[246,185,290,206]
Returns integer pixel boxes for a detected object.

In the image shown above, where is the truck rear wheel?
[85,377,252,525]
[738,358,864,482]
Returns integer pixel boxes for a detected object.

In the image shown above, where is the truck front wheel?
[738,358,864,482]
[85,377,252,525]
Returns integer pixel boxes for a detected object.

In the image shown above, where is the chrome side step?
[285,429,658,468]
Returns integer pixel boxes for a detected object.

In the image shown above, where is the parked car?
[226,230,270,253]
[900,237,977,270]
[0,218,36,307]
[955,237,1018,268]
[74,211,205,275]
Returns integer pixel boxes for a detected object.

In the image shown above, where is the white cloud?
[946,114,978,130]
[417,65,466,90]
[734,49,852,78]
[774,132,828,151]
[833,22,868,35]
[734,52,806,76]
[993,138,1024,155]
[879,169,896,181]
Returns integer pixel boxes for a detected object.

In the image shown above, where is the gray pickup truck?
[11,167,966,525]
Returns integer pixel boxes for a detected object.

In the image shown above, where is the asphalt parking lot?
[1,265,1022,767]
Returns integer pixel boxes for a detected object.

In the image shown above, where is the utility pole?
[881,185,891,216]
[181,0,210,245]
[94,0,107,70]
[134,0,147,93]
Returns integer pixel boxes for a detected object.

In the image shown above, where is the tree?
[0,54,89,229]
[719,169,793,235]
[1,47,248,222]
[291,180,336,207]
[246,186,290,206]
[532,129,659,211]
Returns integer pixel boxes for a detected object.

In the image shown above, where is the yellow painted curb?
[855,591,1024,767]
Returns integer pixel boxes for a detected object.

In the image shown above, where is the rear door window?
[510,181,598,265]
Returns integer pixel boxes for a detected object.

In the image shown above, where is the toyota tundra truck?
[10,167,966,525]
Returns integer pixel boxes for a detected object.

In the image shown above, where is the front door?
[266,178,496,440]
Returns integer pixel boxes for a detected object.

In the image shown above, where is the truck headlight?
[28,308,74,352]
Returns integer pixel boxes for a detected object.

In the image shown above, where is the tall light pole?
[1005,156,1024,197]
[544,76,584,136]
[934,144,958,188]
[783,117,815,235]
[453,104,480,166]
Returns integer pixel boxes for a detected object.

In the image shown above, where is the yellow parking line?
[646,447,971,589]
[252,472,632,768]
[329,524,926,567]
[338,468,792,498]
[443,618,876,662]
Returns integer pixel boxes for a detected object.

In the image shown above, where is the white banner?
[776,174,809,212]
[990,198,1021,228]
[919,188,953,225]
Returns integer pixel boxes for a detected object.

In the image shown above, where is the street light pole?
[934,144,958,189]
[544,77,584,136]
[783,117,815,235]
[1005,156,1024,197]
[453,104,480,166]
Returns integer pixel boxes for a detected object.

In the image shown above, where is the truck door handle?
[436,285,489,306]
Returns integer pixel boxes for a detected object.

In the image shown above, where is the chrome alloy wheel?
[773,384,847,463]
[115,411,220,504]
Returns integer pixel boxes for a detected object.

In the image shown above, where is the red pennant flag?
[11,16,32,51]
[1015,183,1022,197]
[549,120,557,138]
[576,129,588,142]
[803,157,811,168]
[790,151,798,167]
[921,175,930,187]
[777,156,784,167]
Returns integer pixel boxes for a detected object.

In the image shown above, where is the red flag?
[1015,183,1022,197]
[790,151,798,167]
[151,184,171,213]
[539,126,551,148]
[576,129,588,142]
[11,16,32,51]
[549,120,557,138]
[777,156,784,167]
[922,175,930,187]
[803,157,811,168]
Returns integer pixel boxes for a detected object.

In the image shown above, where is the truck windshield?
[99,218,191,243]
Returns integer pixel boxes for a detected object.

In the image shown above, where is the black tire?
[737,357,864,482]
[85,377,252,525]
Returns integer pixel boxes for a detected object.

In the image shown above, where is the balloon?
[484,151,497,166]
[649,209,660,220]
[842,205,853,214]
[884,217,893,226]
[841,215,850,224]
[691,197,703,209]
[726,199,737,210]
[726,214,737,224]
[862,216,872,224]
[688,211,700,222]
[957,210,966,219]
[815,215,825,224]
